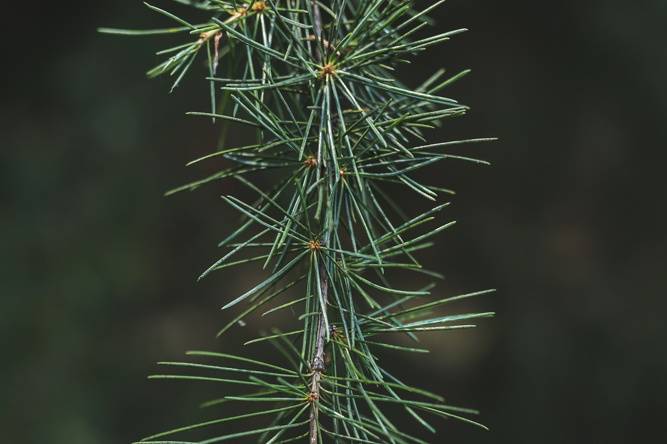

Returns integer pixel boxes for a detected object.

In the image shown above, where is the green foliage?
[101,1,494,442]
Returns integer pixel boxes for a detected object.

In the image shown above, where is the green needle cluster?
[101,1,495,442]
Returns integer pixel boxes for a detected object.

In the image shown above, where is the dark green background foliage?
[1,1,665,443]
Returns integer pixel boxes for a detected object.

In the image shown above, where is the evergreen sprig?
[101,1,495,442]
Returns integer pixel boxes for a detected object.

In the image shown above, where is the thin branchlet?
[308,3,328,443]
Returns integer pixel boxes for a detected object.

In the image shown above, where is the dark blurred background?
[2,1,666,443]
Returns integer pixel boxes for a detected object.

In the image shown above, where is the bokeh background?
[2,1,666,443]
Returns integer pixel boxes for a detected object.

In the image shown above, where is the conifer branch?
[100,1,496,442]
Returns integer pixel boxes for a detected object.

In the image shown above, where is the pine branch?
[100,1,496,442]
